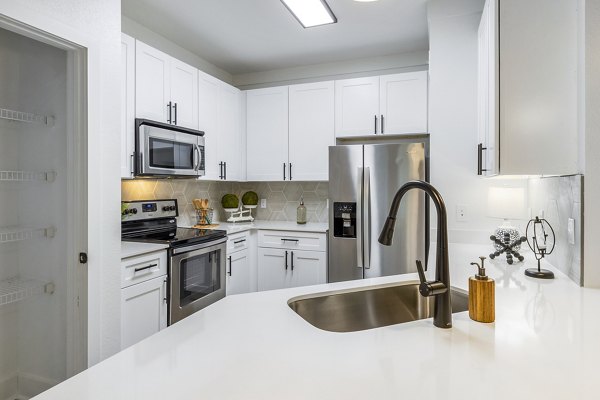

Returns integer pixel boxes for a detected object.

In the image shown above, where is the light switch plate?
[456,205,468,222]
[568,218,576,245]
[260,199,267,209]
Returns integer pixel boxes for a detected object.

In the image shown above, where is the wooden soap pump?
[468,257,495,323]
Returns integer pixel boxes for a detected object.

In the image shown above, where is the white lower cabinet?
[120,250,168,350]
[257,230,327,291]
[121,275,167,349]
[226,248,251,295]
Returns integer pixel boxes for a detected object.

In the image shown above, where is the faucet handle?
[416,260,427,285]
[415,259,448,297]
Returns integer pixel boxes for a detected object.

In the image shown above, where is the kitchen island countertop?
[35,243,600,399]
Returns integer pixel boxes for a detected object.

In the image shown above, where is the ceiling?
[121,0,429,75]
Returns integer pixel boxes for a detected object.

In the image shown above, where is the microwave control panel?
[122,199,179,221]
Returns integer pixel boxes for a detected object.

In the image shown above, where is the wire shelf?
[0,107,54,126]
[0,277,54,307]
[0,226,56,244]
[0,170,56,182]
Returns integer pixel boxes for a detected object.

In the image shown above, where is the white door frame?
[0,13,89,376]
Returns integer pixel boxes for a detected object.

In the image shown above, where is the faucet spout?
[378,180,452,329]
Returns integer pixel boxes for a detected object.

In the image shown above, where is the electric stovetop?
[123,226,227,248]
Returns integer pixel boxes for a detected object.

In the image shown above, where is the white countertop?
[37,243,600,399]
[121,241,169,259]
[195,220,329,235]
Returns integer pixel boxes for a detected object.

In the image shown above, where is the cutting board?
[193,224,220,229]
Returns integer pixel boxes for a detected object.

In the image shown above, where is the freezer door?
[328,145,364,283]
[363,143,426,278]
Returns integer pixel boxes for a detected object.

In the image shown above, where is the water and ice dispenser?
[333,202,357,238]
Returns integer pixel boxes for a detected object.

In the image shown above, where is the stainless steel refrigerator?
[328,135,429,282]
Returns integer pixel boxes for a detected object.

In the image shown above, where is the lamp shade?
[487,186,526,220]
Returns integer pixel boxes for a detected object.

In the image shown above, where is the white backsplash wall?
[121,180,329,226]
[527,175,583,285]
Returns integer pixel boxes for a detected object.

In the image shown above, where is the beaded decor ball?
[493,226,522,252]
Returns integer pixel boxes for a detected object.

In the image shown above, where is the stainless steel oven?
[135,119,205,178]
[169,237,227,324]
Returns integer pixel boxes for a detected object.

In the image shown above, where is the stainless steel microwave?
[135,119,205,178]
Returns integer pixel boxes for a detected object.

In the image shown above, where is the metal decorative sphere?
[493,226,522,252]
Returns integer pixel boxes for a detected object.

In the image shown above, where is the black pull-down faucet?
[378,180,452,329]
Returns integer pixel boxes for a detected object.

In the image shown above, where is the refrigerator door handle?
[364,166,371,269]
[356,167,363,269]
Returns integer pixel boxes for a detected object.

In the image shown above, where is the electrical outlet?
[456,205,468,222]
[260,198,267,209]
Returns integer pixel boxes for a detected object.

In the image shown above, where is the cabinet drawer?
[258,230,326,252]
[227,231,249,253]
[121,250,168,289]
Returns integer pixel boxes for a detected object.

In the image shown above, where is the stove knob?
[131,209,138,214]
[122,209,129,215]
[169,206,176,211]
[162,206,170,212]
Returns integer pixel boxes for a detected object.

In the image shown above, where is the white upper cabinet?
[198,71,221,180]
[335,73,428,137]
[246,86,289,181]
[335,76,380,137]
[379,71,428,134]
[288,81,335,181]
[135,40,198,129]
[170,58,199,129]
[217,82,244,181]
[120,33,135,179]
[477,0,578,176]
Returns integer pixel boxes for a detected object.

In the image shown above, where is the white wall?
[122,16,233,84]
[0,0,123,367]
[584,0,600,287]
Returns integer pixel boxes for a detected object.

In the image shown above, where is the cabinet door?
[135,40,171,123]
[198,71,220,180]
[170,58,198,129]
[121,275,167,349]
[120,33,135,179]
[379,72,428,134]
[288,81,334,181]
[334,77,379,137]
[226,248,251,295]
[288,250,326,288]
[257,248,288,291]
[246,87,289,181]
[477,0,499,176]
[218,83,243,181]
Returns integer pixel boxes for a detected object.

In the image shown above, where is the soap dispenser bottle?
[297,197,307,225]
[468,256,495,323]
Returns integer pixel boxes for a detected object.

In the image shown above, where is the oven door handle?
[171,237,228,255]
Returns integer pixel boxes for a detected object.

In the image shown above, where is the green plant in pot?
[242,191,259,208]
[221,194,239,211]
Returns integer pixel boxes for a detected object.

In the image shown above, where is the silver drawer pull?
[281,238,299,242]
[233,239,246,244]
[134,263,157,273]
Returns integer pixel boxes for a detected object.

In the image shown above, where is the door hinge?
[79,252,88,264]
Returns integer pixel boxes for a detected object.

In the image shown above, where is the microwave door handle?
[193,145,200,171]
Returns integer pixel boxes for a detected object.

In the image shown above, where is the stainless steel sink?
[288,281,469,333]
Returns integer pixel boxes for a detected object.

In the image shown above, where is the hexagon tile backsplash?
[121,180,329,226]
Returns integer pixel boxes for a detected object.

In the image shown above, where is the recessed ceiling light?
[280,0,337,28]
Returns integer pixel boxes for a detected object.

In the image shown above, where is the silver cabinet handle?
[281,238,299,242]
[381,115,385,134]
[233,239,246,244]
[130,154,134,175]
[227,256,232,276]
[291,251,294,271]
[224,162,227,180]
[374,115,378,134]
[289,163,292,181]
[167,101,172,124]
[477,143,488,175]
[285,250,288,270]
[162,278,167,303]
[173,103,178,125]
[219,162,224,179]
[283,162,286,180]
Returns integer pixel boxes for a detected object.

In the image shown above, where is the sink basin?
[288,280,469,332]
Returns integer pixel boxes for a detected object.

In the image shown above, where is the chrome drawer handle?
[281,238,299,242]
